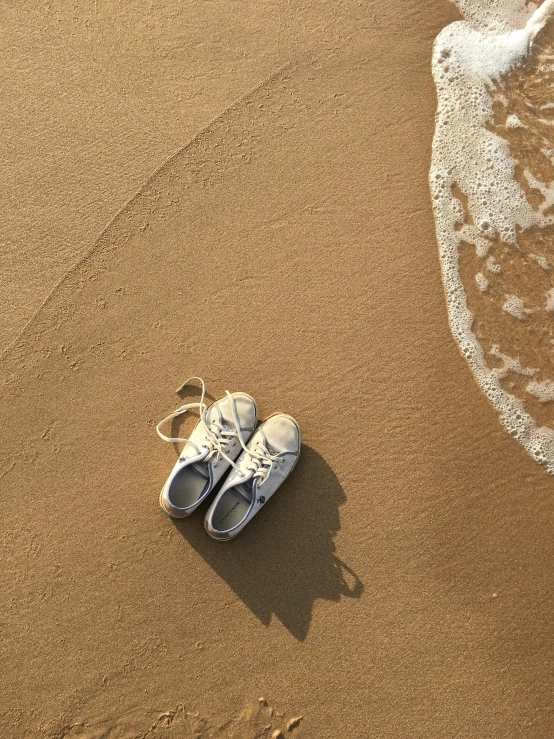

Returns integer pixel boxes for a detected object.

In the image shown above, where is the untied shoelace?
[156,376,285,484]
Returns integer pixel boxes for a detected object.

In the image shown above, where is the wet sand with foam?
[431,0,554,472]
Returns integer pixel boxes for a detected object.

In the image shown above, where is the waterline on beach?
[431,0,554,471]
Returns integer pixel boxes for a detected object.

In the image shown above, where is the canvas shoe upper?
[204,413,301,540]
[157,377,257,518]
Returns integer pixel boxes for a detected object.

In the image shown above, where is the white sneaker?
[157,377,257,518]
[204,414,301,540]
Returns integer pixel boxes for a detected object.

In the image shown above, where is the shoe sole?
[204,413,302,541]
[159,391,259,519]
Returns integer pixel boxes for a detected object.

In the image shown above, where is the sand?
[3,1,554,737]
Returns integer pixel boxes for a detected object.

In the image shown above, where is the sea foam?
[431,0,554,472]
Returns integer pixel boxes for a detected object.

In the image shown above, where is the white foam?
[525,168,554,215]
[476,272,490,291]
[450,0,543,33]
[546,286,554,311]
[530,253,551,269]
[486,254,502,273]
[490,345,536,378]
[506,113,525,127]
[431,0,554,472]
[503,294,534,319]
[527,378,554,402]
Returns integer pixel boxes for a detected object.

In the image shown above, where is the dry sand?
[3,1,554,737]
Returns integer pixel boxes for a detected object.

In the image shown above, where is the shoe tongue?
[258,429,279,458]
[234,475,256,502]
[206,404,223,426]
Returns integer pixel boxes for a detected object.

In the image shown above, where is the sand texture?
[3,1,554,737]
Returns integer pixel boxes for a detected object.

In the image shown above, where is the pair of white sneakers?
[156,377,301,541]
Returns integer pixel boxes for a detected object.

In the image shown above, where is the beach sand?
[3,1,554,737]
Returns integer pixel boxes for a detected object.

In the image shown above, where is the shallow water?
[431,0,554,472]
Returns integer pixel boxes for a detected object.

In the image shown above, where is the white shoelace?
[156,377,285,481]
[156,377,239,469]
[245,440,285,486]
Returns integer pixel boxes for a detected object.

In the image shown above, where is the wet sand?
[3,1,554,737]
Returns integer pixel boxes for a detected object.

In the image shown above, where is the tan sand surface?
[0,0,284,350]
[3,1,554,737]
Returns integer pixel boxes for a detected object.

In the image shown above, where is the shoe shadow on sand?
[170,444,363,641]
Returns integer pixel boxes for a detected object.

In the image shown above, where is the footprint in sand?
[51,700,303,739]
